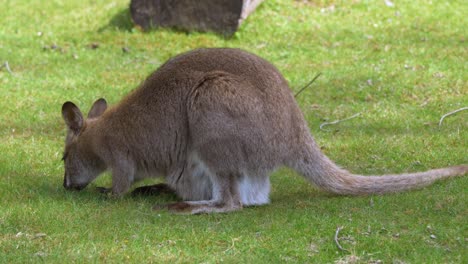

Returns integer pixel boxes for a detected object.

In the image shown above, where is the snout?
[63,177,87,191]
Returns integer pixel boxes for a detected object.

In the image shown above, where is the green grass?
[1,0,467,262]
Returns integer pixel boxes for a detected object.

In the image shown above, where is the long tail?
[292,139,467,195]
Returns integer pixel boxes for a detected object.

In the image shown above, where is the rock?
[130,0,264,36]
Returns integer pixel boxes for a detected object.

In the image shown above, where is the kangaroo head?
[61,98,107,191]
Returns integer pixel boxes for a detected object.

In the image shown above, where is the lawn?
[0,0,467,263]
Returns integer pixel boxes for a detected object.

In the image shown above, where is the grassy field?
[1,0,467,262]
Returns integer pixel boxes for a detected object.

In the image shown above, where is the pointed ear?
[62,101,83,135]
[87,98,107,119]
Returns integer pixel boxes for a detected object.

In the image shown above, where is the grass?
[0,0,467,262]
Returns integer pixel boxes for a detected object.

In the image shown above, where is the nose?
[63,177,86,191]
[63,175,78,190]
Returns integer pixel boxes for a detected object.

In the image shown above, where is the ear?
[87,98,107,119]
[62,101,83,135]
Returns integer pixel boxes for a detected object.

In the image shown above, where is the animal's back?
[122,48,296,121]
[156,48,287,89]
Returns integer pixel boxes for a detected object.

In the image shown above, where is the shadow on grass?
[98,8,134,32]
[40,181,179,205]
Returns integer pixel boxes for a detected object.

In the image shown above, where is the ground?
[0,0,466,262]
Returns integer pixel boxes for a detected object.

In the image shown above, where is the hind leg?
[167,171,242,214]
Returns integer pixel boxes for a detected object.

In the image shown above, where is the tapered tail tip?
[451,165,468,176]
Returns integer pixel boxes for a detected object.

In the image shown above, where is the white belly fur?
[174,153,271,206]
[238,174,270,206]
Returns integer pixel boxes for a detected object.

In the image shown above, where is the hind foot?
[156,200,242,214]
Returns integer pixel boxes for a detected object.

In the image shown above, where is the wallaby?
[61,48,467,214]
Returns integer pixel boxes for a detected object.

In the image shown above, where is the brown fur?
[61,48,467,214]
